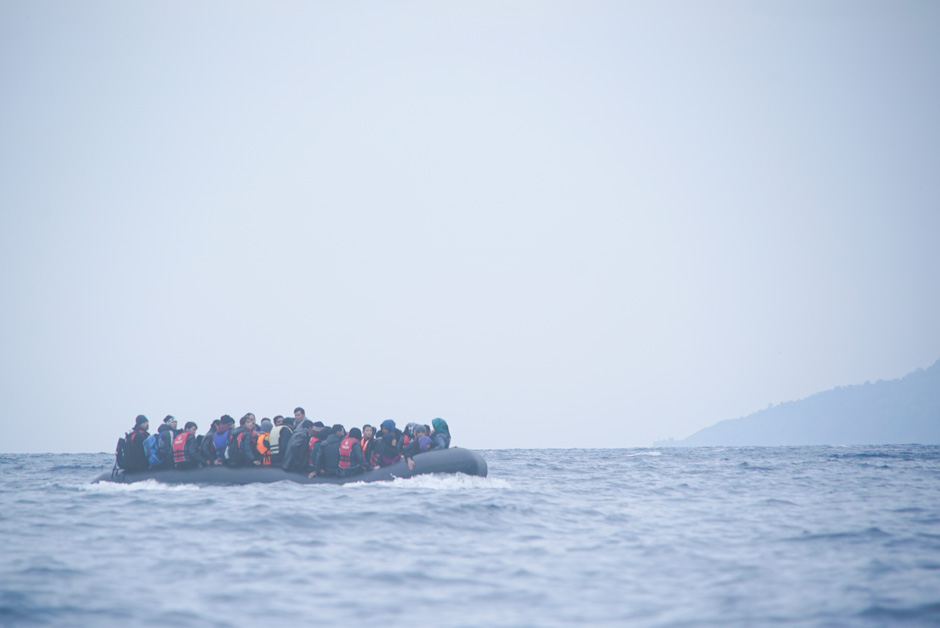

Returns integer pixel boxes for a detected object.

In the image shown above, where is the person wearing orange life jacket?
[173,422,204,469]
[255,419,272,466]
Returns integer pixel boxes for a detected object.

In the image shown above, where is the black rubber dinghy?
[94,448,488,485]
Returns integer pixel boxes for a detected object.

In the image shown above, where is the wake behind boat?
[95,447,488,485]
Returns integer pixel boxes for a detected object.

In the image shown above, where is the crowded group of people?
[115,407,452,479]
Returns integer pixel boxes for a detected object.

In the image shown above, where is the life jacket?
[307,434,321,466]
[173,432,192,464]
[360,436,371,452]
[269,426,287,456]
[338,437,357,469]
[226,428,250,464]
[256,433,271,465]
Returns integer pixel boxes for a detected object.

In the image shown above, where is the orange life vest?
[256,433,271,465]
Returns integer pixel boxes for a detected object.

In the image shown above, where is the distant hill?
[656,360,940,447]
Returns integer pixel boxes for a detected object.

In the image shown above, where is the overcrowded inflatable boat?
[94,447,488,485]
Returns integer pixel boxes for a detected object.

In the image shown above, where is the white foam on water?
[78,479,202,493]
[345,473,511,491]
[628,450,663,457]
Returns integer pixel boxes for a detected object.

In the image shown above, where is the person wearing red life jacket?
[173,422,203,469]
[333,427,371,478]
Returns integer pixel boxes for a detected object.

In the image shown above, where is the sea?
[1,446,939,628]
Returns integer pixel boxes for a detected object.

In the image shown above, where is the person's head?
[362,425,374,439]
[260,418,273,433]
[418,435,432,452]
[241,414,256,430]
[184,421,198,433]
[415,424,429,437]
[135,415,149,431]
[311,421,325,431]
[220,415,235,431]
[380,419,396,434]
[294,407,306,422]
[300,419,314,432]
[274,415,284,427]
[164,415,177,430]
[431,418,449,436]
[331,424,345,438]
[210,419,220,432]
[348,427,362,440]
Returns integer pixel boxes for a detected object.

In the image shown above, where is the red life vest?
[173,432,191,463]
[339,437,357,468]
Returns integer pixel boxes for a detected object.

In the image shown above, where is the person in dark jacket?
[154,416,178,470]
[226,414,260,467]
[430,418,451,450]
[310,425,346,477]
[373,420,403,468]
[283,419,314,473]
[124,415,150,472]
[201,419,220,464]
[213,415,235,464]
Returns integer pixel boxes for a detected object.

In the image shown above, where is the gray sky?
[2,1,939,453]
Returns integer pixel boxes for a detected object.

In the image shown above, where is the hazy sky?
[2,1,939,453]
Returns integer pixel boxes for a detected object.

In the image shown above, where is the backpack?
[144,432,164,467]
[225,430,247,464]
[115,436,128,469]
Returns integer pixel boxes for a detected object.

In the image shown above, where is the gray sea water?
[1,446,939,627]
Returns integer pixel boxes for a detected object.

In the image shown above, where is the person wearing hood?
[431,418,451,450]
[201,419,221,464]
[213,415,235,464]
[372,419,403,469]
[123,415,150,472]
[282,419,314,473]
[154,415,178,469]
[310,424,346,478]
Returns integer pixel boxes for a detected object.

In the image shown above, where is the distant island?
[655,360,940,447]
